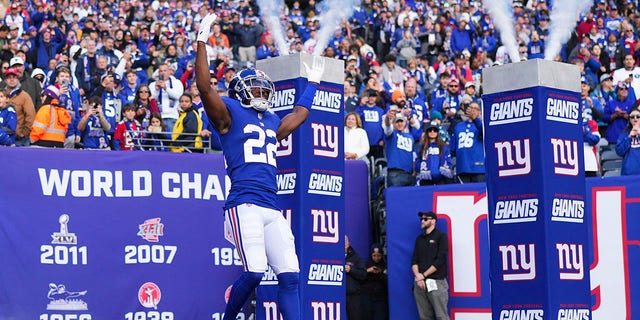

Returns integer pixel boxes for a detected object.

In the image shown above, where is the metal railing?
[128,130,213,153]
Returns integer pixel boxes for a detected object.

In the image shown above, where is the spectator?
[478,25,498,55]
[380,54,404,92]
[450,101,485,183]
[450,53,473,88]
[433,77,462,130]
[450,14,475,55]
[405,77,429,125]
[121,69,141,104]
[415,123,454,186]
[462,82,481,105]
[234,15,261,64]
[615,107,640,175]
[188,81,217,151]
[31,68,46,88]
[5,3,26,36]
[144,112,171,151]
[417,19,444,64]
[612,54,640,99]
[406,59,426,92]
[362,243,388,320]
[4,67,35,147]
[591,44,611,75]
[430,72,451,108]
[0,88,17,146]
[345,56,364,91]
[603,33,626,71]
[604,82,635,144]
[150,64,184,130]
[91,72,125,136]
[593,73,616,109]
[54,66,82,149]
[345,235,366,320]
[528,31,545,60]
[208,24,230,49]
[35,25,65,71]
[355,89,386,161]
[113,104,142,151]
[344,80,359,114]
[396,29,418,68]
[344,111,370,163]
[256,34,279,60]
[582,106,601,177]
[383,110,419,187]
[75,39,100,96]
[581,76,605,129]
[30,85,71,148]
[412,211,450,320]
[170,93,202,153]
[77,96,111,150]
[9,56,42,111]
[133,85,159,129]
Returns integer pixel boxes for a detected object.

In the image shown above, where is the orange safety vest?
[30,102,71,144]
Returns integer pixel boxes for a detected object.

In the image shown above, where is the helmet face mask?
[228,69,275,112]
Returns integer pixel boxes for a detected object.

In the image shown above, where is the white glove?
[418,170,432,181]
[197,13,218,43]
[439,166,453,179]
[303,55,325,83]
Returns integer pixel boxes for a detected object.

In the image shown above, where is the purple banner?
[0,146,366,320]
[257,72,346,320]
[483,85,590,319]
[386,177,640,320]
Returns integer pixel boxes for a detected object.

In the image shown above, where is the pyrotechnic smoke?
[544,0,594,60]
[312,0,358,56]
[483,0,520,63]
[256,0,289,55]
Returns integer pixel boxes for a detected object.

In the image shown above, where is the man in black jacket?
[411,211,450,320]
[345,235,367,320]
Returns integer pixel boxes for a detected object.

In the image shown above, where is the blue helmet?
[228,68,275,112]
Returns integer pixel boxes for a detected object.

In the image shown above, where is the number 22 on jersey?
[243,124,277,166]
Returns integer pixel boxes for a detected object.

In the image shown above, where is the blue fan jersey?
[218,97,281,211]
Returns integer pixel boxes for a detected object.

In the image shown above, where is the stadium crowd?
[0,0,637,174]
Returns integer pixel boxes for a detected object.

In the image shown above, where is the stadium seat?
[374,157,388,177]
[603,169,621,177]
[600,150,622,162]
[602,159,622,171]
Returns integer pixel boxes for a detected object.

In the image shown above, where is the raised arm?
[196,14,231,134]
[277,56,325,141]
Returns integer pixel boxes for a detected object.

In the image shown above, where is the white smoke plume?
[312,0,358,56]
[544,0,594,60]
[483,0,520,63]
[256,0,289,55]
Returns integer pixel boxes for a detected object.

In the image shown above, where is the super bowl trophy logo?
[51,214,77,245]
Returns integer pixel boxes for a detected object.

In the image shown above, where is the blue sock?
[223,272,263,320]
[277,272,300,320]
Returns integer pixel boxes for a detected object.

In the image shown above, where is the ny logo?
[311,209,339,243]
[494,139,531,177]
[311,301,341,320]
[556,243,584,280]
[550,138,579,176]
[312,123,339,158]
[276,134,293,157]
[498,243,536,281]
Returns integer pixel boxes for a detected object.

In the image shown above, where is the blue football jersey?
[218,97,281,210]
